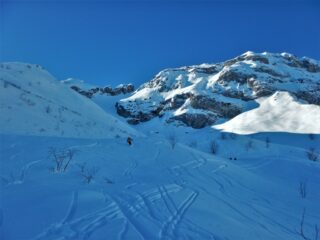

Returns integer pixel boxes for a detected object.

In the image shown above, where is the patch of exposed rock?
[70,84,134,98]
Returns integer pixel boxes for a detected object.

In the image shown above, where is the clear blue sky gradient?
[1,0,320,86]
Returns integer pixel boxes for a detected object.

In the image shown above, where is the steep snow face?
[0,63,139,138]
[214,91,320,134]
[116,52,320,128]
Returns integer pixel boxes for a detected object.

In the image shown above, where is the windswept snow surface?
[214,91,320,134]
[0,63,139,138]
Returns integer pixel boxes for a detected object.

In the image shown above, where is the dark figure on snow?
[127,137,133,146]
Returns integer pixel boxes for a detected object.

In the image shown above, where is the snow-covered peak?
[0,62,139,138]
[116,51,320,129]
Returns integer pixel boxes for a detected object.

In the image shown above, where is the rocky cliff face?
[62,78,135,99]
[70,84,134,98]
[116,51,320,128]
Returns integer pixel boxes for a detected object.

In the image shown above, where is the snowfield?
[0,58,320,240]
[214,91,320,134]
[1,133,319,240]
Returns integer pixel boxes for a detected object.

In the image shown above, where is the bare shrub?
[229,133,237,140]
[210,140,219,154]
[77,162,87,173]
[45,105,51,114]
[265,137,270,148]
[168,134,177,150]
[220,132,227,140]
[245,140,254,151]
[80,166,99,184]
[48,147,76,173]
[299,181,307,199]
[308,134,315,140]
[306,148,318,161]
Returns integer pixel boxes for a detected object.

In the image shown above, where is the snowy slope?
[214,91,320,134]
[0,63,139,138]
[1,133,319,240]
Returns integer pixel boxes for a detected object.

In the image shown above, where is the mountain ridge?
[114,51,320,128]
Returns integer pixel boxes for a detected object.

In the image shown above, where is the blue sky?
[1,0,320,86]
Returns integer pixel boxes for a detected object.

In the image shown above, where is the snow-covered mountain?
[0,62,138,138]
[1,55,319,240]
[115,51,320,129]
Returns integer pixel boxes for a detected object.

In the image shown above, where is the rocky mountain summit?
[115,51,320,128]
[62,78,135,98]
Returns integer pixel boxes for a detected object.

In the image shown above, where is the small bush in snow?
[308,134,316,140]
[306,148,318,161]
[168,134,177,149]
[299,181,307,199]
[229,133,237,140]
[210,140,219,154]
[80,166,99,184]
[48,147,76,173]
[265,137,270,148]
[220,132,227,140]
[77,162,87,173]
[245,140,254,151]
[45,105,51,114]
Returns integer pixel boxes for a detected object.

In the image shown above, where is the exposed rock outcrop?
[70,84,134,98]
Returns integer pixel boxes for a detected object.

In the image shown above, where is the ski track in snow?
[6,137,315,240]
[0,158,43,186]
[166,153,298,239]
[32,194,122,240]
[159,190,198,240]
[15,145,306,240]
[123,158,138,180]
